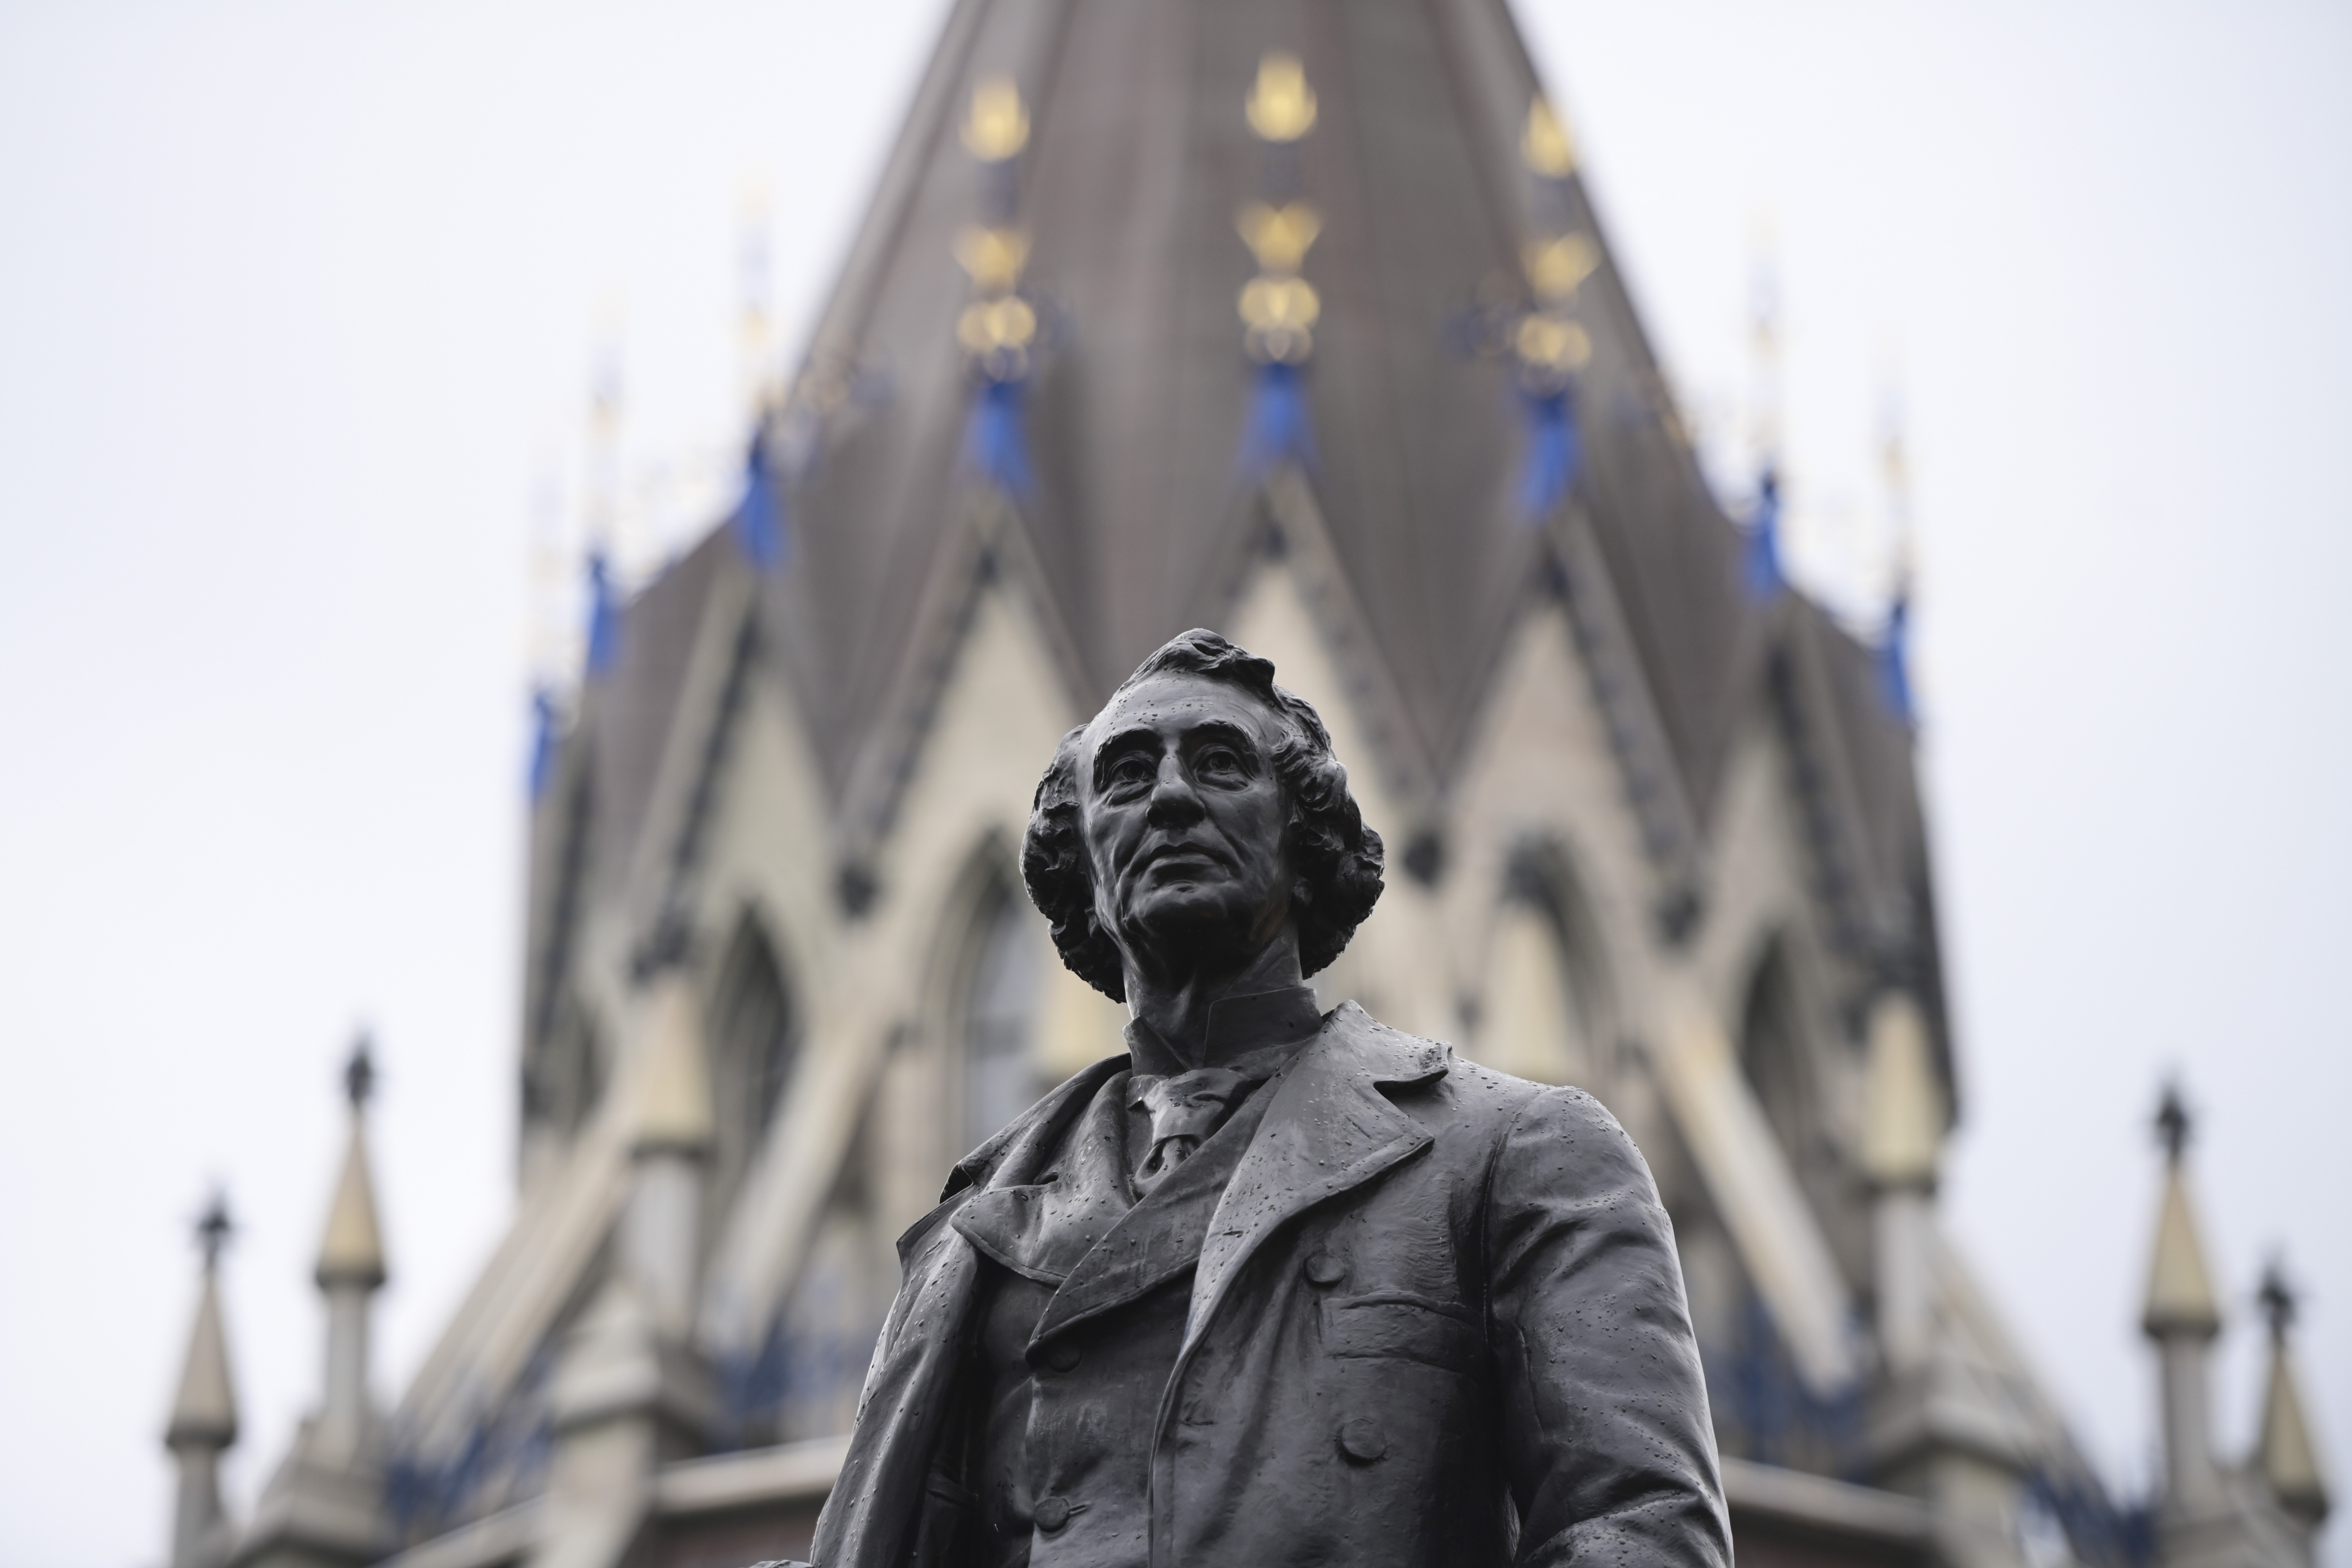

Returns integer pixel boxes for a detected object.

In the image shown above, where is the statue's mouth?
[1137,841,1229,877]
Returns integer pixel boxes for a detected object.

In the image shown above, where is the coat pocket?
[1321,1294,1484,1379]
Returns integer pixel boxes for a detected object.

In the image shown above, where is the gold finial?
[1514,314,1591,374]
[1522,97,1576,177]
[1523,233,1599,304]
[961,77,1029,162]
[1236,201,1322,275]
[953,225,1031,293]
[1247,53,1317,142]
[1239,276,1320,364]
[957,296,1040,357]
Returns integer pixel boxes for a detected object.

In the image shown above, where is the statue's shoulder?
[1326,1000,1621,1142]
[1321,1001,1549,1126]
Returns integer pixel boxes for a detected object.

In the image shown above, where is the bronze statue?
[808,630,1730,1568]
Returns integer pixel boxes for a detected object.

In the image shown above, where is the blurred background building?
[126,1,2331,1566]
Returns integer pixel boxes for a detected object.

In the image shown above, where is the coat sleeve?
[1484,1085,1732,1568]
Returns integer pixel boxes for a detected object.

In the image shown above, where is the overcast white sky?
[0,3,2344,1565]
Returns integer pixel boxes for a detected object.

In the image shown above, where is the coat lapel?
[953,1068,1135,1286]
[1179,1003,1449,1362]
[1032,1078,1275,1345]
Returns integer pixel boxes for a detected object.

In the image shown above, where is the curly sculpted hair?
[1020,629,1386,1002]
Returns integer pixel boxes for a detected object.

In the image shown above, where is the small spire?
[2255,1260,2333,1527]
[2142,1082,2221,1339]
[167,1194,240,1450]
[316,1034,388,1291]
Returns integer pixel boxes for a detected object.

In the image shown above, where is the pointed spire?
[2255,1262,2333,1528]
[168,1193,240,1450]
[166,1192,240,1568]
[2143,1083,2221,1339]
[316,1034,387,1290]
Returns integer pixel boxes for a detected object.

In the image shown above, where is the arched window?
[1476,849,1596,1089]
[959,879,1045,1155]
[710,915,799,1216]
[1737,941,1811,1166]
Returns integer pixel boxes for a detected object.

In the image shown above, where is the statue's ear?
[1292,876,1314,908]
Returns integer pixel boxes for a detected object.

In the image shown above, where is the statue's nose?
[1145,752,1206,826]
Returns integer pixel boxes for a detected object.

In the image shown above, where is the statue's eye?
[1105,752,1157,794]
[1195,746,1245,782]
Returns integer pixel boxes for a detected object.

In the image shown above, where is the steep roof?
[749,0,1749,800]
[572,0,1937,990]
[315,1117,387,1290]
[2143,1157,2222,1339]
[167,1263,239,1450]
[2258,1336,2331,1524]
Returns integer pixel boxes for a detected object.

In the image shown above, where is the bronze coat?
[811,1003,1732,1568]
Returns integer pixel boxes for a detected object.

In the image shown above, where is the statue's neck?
[1123,934,1304,1075]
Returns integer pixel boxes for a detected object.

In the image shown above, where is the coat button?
[1042,1340,1081,1372]
[1034,1497,1073,1533]
[1303,1250,1345,1286]
[1338,1416,1388,1464]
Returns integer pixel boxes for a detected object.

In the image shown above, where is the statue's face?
[1079,672,1297,971]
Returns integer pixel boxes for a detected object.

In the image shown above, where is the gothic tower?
[167,1,2275,1565]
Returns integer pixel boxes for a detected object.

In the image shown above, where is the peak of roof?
[569,0,1939,1016]
[736,0,1776,814]
[167,1263,239,1449]
[2142,1158,2220,1339]
[315,1114,387,1290]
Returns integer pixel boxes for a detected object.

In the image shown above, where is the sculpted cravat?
[1127,1066,1255,1195]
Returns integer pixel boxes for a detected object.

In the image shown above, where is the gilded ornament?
[1246,53,1317,142]
[1515,313,1591,374]
[1522,97,1576,177]
[1240,275,1320,364]
[1236,202,1322,275]
[954,226,1031,293]
[1523,234,1598,305]
[961,77,1030,162]
[957,296,1038,355]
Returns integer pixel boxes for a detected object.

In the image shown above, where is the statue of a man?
[810,630,1729,1568]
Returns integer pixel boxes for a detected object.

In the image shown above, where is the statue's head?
[1022,629,1385,1002]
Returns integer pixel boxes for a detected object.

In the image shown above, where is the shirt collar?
[1123,984,1326,1077]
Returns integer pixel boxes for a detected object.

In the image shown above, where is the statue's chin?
[1117,889,1265,971]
